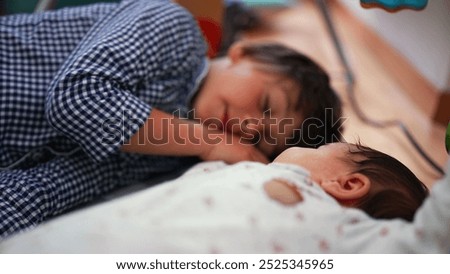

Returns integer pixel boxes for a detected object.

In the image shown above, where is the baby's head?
[193,41,343,159]
[273,142,429,221]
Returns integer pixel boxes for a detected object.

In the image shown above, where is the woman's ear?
[227,41,245,63]
[320,173,371,202]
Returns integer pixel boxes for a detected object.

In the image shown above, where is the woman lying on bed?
[1,142,448,253]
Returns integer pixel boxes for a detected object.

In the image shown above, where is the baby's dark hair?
[239,43,343,152]
[345,143,429,221]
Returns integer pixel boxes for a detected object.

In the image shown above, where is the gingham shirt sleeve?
[45,0,204,163]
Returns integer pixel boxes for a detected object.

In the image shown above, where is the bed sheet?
[0,160,449,253]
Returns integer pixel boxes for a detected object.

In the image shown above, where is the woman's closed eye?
[260,93,270,113]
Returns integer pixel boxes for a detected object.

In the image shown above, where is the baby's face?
[273,143,354,184]
[193,58,303,158]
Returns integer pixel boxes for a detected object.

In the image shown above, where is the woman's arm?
[45,1,206,163]
[121,108,268,164]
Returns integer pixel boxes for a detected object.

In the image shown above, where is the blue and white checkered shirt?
[0,0,208,237]
[1,0,207,168]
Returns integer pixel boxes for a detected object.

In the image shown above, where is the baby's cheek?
[264,179,303,206]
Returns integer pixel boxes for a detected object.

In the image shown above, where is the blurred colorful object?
[175,0,223,57]
[241,0,294,7]
[196,18,222,58]
[360,0,428,11]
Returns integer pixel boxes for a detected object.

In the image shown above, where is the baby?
[268,142,429,221]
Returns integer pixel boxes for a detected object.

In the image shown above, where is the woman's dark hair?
[239,43,343,155]
[346,143,429,221]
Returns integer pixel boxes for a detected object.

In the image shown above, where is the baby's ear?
[264,179,303,206]
[227,41,245,63]
[321,173,371,202]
